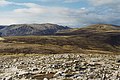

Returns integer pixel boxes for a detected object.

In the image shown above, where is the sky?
[0,0,120,27]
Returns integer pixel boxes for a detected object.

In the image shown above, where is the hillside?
[56,24,120,35]
[0,23,69,36]
[0,24,119,53]
[56,24,120,52]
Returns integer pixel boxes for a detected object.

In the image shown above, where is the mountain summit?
[84,24,120,31]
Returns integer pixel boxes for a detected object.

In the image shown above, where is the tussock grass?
[0,35,119,55]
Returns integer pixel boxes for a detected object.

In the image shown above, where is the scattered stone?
[0,54,120,80]
[43,78,48,80]
[116,60,120,63]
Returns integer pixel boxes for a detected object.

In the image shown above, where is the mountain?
[56,24,120,52]
[56,24,120,35]
[83,24,120,31]
[0,23,70,36]
[0,26,7,35]
[0,25,6,29]
[0,24,120,53]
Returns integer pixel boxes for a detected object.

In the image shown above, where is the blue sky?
[0,0,120,27]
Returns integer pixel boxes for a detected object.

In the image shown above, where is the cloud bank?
[0,0,120,27]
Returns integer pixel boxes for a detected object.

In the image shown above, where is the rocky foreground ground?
[0,53,120,80]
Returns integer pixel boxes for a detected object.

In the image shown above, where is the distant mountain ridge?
[0,23,120,36]
[56,24,120,35]
[0,23,70,36]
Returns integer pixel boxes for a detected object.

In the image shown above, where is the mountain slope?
[56,24,120,35]
[56,24,120,52]
[0,23,70,36]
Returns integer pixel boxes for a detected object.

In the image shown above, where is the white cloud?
[0,0,120,27]
[37,0,54,2]
[22,3,41,8]
[14,8,46,16]
[13,4,47,16]
[0,1,89,26]
[88,0,120,6]
[38,0,81,3]
[0,0,13,6]
[64,0,81,3]
[12,5,83,26]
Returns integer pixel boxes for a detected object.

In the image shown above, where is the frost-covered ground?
[0,53,120,80]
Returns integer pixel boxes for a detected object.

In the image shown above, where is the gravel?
[0,53,120,80]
